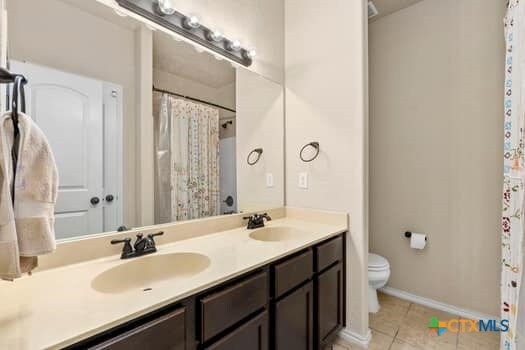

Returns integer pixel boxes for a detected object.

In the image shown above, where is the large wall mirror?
[4,0,284,240]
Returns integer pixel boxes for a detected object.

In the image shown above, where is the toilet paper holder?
[404,231,427,241]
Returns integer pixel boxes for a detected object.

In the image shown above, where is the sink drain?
[143,288,152,292]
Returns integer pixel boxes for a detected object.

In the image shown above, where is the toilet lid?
[369,253,389,270]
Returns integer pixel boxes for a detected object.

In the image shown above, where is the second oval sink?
[249,227,305,242]
[92,253,211,294]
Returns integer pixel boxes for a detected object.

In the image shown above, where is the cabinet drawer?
[205,311,268,350]
[200,271,268,343]
[273,250,313,298]
[89,307,186,350]
[315,235,343,272]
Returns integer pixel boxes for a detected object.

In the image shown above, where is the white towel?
[0,111,58,280]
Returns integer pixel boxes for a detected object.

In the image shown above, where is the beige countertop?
[0,211,347,349]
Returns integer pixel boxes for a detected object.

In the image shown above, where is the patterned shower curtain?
[155,93,220,223]
[503,1,525,348]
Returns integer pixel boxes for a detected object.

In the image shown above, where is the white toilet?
[368,253,390,313]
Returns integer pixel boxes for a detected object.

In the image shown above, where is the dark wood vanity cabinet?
[69,233,346,350]
[273,281,314,350]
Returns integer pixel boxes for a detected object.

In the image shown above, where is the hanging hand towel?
[0,111,58,280]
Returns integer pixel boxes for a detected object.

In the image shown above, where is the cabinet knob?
[90,197,100,205]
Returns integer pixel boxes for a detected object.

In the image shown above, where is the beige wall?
[236,68,284,211]
[285,0,369,338]
[369,0,504,316]
[7,0,138,228]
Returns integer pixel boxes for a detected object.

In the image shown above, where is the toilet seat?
[368,253,389,271]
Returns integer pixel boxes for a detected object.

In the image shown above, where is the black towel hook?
[0,67,28,204]
[247,148,263,165]
[300,141,320,162]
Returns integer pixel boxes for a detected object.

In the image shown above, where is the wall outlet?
[299,172,308,189]
[266,173,274,188]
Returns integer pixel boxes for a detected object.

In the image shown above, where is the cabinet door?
[274,282,314,350]
[205,311,268,350]
[316,262,344,347]
[89,308,186,350]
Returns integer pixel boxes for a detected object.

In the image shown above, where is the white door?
[10,61,121,239]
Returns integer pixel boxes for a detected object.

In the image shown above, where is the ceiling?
[153,32,235,89]
[369,0,425,22]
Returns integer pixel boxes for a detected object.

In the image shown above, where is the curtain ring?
[300,142,320,162]
[247,148,263,165]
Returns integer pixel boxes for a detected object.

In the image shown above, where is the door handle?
[90,197,100,205]
[105,194,115,202]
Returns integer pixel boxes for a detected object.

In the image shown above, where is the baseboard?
[380,286,499,321]
[338,327,372,348]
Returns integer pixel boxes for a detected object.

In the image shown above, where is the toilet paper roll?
[410,233,427,250]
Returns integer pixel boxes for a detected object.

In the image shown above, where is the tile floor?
[326,292,500,350]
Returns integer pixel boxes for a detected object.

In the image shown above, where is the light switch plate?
[299,172,308,189]
[266,173,274,188]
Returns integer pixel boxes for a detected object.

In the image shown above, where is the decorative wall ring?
[300,142,320,162]
[247,148,263,165]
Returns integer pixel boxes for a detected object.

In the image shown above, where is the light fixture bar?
[115,0,253,67]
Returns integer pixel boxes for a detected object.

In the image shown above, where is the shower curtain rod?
[152,86,236,113]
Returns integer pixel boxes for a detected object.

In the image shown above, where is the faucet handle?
[147,231,164,240]
[147,231,164,246]
[111,237,133,258]
[111,237,131,245]
[261,213,271,220]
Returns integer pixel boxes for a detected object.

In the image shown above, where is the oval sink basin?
[92,253,210,294]
[249,227,305,242]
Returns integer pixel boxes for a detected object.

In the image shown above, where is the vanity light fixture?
[115,0,254,66]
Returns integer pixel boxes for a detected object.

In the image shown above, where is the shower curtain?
[503,1,525,348]
[155,92,220,223]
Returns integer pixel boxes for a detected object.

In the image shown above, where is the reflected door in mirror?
[11,61,122,239]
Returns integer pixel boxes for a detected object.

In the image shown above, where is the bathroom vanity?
[0,209,348,349]
[67,233,345,350]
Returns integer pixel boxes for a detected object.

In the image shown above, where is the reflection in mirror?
[5,0,284,240]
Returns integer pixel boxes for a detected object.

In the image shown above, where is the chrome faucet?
[243,213,272,229]
[111,231,164,259]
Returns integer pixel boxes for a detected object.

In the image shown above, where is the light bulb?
[228,40,241,52]
[159,0,175,15]
[184,15,200,29]
[208,29,223,42]
[244,48,256,59]
[158,0,176,15]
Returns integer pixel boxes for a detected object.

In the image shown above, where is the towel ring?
[300,142,320,162]
[247,148,263,165]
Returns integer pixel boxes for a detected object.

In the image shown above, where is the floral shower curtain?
[503,1,525,348]
[155,92,220,223]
